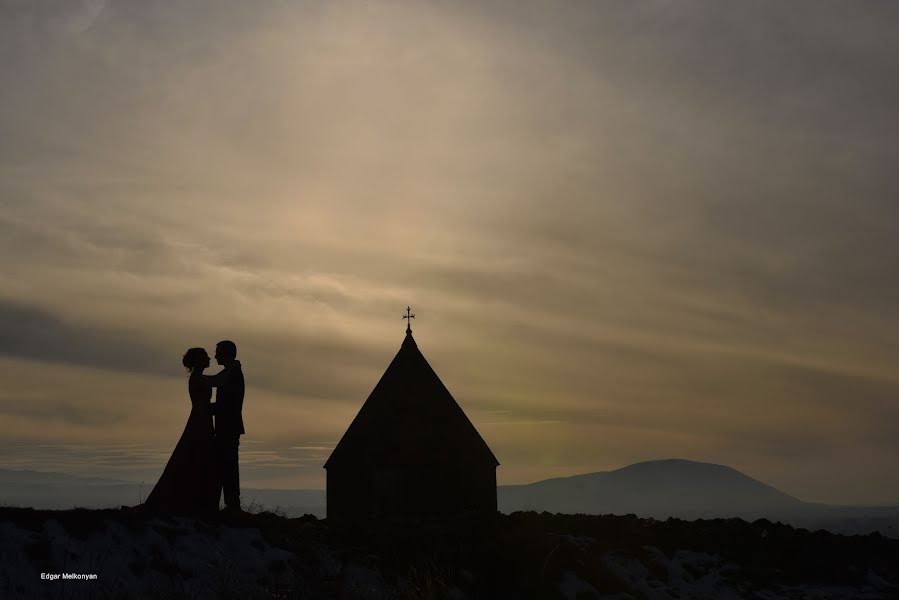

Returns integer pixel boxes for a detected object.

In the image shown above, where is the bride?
[141,347,221,515]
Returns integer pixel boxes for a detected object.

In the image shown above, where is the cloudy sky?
[1,0,897,504]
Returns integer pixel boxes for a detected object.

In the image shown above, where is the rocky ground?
[1,507,898,599]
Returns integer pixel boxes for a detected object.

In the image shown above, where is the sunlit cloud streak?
[0,0,897,504]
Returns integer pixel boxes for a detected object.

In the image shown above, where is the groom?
[210,340,245,512]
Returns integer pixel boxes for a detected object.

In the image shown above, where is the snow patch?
[558,569,600,599]
[0,516,298,599]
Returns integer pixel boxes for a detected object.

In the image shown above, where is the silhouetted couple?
[141,340,245,516]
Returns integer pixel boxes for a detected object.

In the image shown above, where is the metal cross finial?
[403,306,415,333]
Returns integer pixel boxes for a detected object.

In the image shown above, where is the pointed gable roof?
[324,331,499,470]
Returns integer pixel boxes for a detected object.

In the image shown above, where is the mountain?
[498,459,805,519]
[0,468,146,510]
[0,468,133,486]
[0,469,326,517]
[497,459,899,537]
[3,462,898,537]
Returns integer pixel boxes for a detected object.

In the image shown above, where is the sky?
[1,0,898,505]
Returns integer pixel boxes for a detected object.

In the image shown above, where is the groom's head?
[215,340,238,366]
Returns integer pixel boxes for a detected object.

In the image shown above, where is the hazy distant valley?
[3,459,896,538]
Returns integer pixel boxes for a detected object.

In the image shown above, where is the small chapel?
[324,308,499,521]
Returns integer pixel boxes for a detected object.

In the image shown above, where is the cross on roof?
[403,306,415,333]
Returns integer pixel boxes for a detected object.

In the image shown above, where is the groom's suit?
[212,360,244,508]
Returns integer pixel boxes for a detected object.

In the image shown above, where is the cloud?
[0,299,173,376]
[0,0,897,503]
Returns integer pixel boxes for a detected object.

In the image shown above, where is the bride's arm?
[202,367,230,387]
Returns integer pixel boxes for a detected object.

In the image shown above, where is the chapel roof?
[324,330,499,470]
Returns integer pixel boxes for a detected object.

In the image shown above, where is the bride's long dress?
[143,373,220,515]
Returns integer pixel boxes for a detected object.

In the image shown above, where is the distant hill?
[497,459,899,537]
[498,459,804,519]
[0,469,326,518]
[0,468,146,510]
[3,461,898,537]
[0,468,132,486]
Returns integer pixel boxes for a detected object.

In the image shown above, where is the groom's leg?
[222,435,241,508]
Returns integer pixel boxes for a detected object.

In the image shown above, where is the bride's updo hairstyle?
[182,347,207,374]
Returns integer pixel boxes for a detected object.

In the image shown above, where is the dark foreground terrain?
[1,507,897,599]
